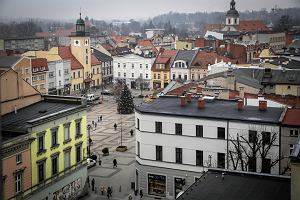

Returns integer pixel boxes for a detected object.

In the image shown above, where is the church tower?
[225,0,239,26]
[70,12,92,89]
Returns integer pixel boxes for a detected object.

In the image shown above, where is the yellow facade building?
[175,40,193,50]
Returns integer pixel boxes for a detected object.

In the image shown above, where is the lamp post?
[120,113,123,146]
[208,155,212,167]
[87,124,91,157]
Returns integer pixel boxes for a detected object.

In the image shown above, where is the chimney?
[237,99,244,110]
[186,93,192,102]
[180,96,187,107]
[198,98,205,109]
[259,100,267,111]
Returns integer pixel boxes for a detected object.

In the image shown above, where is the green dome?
[76,18,85,25]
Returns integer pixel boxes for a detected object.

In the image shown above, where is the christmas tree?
[117,84,134,114]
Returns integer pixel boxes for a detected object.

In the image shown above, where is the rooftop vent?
[39,109,47,114]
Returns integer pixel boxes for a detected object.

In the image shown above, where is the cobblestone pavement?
[82,96,155,200]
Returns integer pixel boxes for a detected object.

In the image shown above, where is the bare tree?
[229,130,282,174]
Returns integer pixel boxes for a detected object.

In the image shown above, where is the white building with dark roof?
[134,96,284,199]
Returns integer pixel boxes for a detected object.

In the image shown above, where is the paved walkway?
[82,96,154,200]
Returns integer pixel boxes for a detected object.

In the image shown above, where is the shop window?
[148,174,166,197]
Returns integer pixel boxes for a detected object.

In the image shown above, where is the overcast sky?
[0,0,299,21]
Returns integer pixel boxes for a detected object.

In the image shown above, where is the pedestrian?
[92,120,94,125]
[139,190,143,198]
[87,176,90,188]
[95,122,97,130]
[107,186,112,198]
[113,159,117,168]
[114,123,117,130]
[99,159,102,166]
[100,115,102,121]
[100,185,104,195]
[98,116,100,122]
[91,178,95,191]
[130,129,133,136]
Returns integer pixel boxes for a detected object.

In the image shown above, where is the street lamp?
[87,124,91,157]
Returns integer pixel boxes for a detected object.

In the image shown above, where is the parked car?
[87,158,96,168]
[101,89,112,95]
[86,94,95,102]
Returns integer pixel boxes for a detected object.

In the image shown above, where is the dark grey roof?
[201,68,300,87]
[177,170,290,200]
[173,50,198,67]
[92,47,113,62]
[1,98,84,139]
[0,56,20,68]
[135,96,283,124]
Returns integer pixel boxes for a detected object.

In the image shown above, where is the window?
[175,123,182,135]
[290,130,299,137]
[38,135,44,152]
[78,71,80,78]
[175,148,182,164]
[196,125,203,137]
[217,127,225,139]
[51,128,58,147]
[118,63,120,68]
[184,75,187,80]
[124,73,126,78]
[217,153,225,168]
[132,63,134,69]
[140,73,143,78]
[73,72,76,79]
[64,69,68,75]
[38,162,45,183]
[173,74,175,80]
[155,122,162,133]
[287,85,291,90]
[164,74,167,80]
[64,150,71,169]
[157,74,161,79]
[118,72,121,77]
[86,56,88,64]
[137,141,140,157]
[248,157,256,172]
[146,64,148,69]
[40,84,45,89]
[64,124,70,142]
[76,120,81,136]
[154,74,156,79]
[25,68,29,74]
[146,74,148,79]
[137,118,140,130]
[32,76,37,82]
[123,63,126,68]
[52,156,58,175]
[49,72,54,78]
[148,174,166,197]
[59,70,61,76]
[76,145,82,163]
[140,64,142,68]
[93,68,95,75]
[178,74,182,79]
[249,130,257,143]
[262,158,271,173]
[132,73,134,78]
[196,150,203,166]
[262,132,271,145]
[15,173,22,193]
[156,146,163,161]
[16,154,22,164]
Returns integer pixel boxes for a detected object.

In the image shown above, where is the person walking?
[99,159,102,166]
[100,185,104,195]
[113,159,117,168]
[91,178,95,191]
[95,122,97,130]
[107,186,112,198]
[100,115,102,121]
[130,129,133,136]
[140,190,143,198]
[114,123,117,130]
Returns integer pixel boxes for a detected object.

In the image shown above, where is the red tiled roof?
[102,43,115,51]
[167,83,202,96]
[138,40,158,53]
[156,57,170,64]
[282,108,300,126]
[91,54,101,65]
[191,51,231,68]
[58,46,83,70]
[31,58,48,70]
[237,20,269,32]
